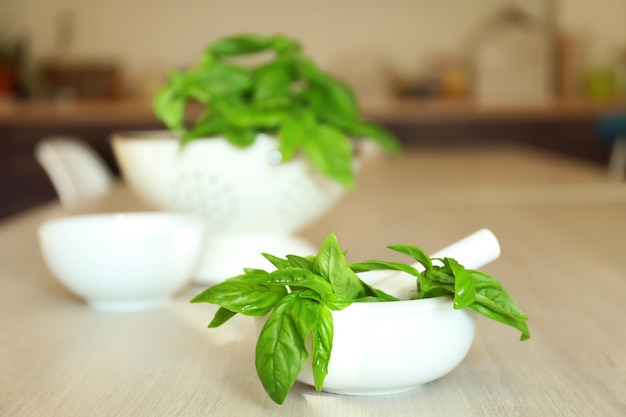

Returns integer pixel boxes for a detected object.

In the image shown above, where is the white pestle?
[371,228,501,299]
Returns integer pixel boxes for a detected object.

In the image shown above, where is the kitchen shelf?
[360,97,626,124]
[1,97,624,128]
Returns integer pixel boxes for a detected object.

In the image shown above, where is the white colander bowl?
[112,132,346,284]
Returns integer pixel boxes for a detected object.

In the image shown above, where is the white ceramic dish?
[296,296,475,395]
[111,132,345,284]
[38,212,205,311]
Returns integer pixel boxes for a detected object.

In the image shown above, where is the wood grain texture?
[1,142,625,416]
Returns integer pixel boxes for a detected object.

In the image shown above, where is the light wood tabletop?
[1,142,625,416]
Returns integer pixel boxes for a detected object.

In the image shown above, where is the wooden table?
[1,143,625,416]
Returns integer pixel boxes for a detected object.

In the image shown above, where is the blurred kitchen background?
[0,0,625,219]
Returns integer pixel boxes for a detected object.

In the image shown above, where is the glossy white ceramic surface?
[297,297,476,395]
[112,133,344,234]
[38,212,205,311]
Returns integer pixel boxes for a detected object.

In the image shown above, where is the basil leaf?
[312,306,333,391]
[475,289,529,320]
[262,253,291,270]
[355,295,396,302]
[222,127,256,147]
[267,268,333,296]
[208,307,237,328]
[443,258,476,309]
[349,260,420,277]
[416,267,456,299]
[302,122,355,188]
[221,266,331,296]
[361,285,401,302]
[191,278,287,316]
[296,58,359,124]
[243,268,269,274]
[271,35,302,56]
[417,280,455,299]
[468,301,531,341]
[253,60,292,103]
[256,293,315,404]
[287,294,320,340]
[286,254,317,272]
[322,293,354,311]
[349,122,402,154]
[315,233,363,298]
[182,116,226,144]
[388,244,433,271]
[425,267,456,284]
[207,34,274,57]
[297,289,323,302]
[468,270,504,290]
[216,101,287,130]
[278,114,305,161]
[190,63,253,98]
[224,266,332,297]
[153,82,186,131]
[302,86,357,129]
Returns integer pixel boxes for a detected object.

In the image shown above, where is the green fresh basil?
[153,33,401,187]
[265,268,334,297]
[311,306,333,391]
[206,307,237,328]
[349,259,420,276]
[388,244,433,270]
[285,254,316,271]
[390,244,530,340]
[192,232,531,404]
[153,83,186,131]
[256,292,313,404]
[207,34,277,58]
[443,257,477,309]
[261,253,293,270]
[315,233,363,299]
[348,121,402,154]
[253,60,292,103]
[191,274,287,317]
[469,300,531,341]
[277,113,306,162]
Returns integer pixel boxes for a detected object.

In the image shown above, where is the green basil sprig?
[153,33,401,188]
[192,233,388,404]
[350,245,531,341]
[192,232,530,404]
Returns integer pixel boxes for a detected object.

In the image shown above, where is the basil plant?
[154,34,401,188]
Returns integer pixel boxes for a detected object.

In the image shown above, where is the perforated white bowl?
[112,132,346,284]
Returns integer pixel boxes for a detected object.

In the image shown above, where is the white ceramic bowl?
[38,212,205,311]
[111,132,345,283]
[297,296,475,395]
